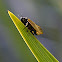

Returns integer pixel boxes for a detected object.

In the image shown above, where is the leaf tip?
[8,10,10,14]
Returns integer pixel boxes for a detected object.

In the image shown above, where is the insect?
[20,17,43,35]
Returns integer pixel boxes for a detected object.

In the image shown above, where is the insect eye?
[20,17,23,20]
[25,17,28,19]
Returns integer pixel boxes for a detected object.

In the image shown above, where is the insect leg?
[34,30,37,35]
[30,30,34,35]
[22,22,28,31]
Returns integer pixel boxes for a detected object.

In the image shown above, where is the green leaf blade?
[8,10,59,62]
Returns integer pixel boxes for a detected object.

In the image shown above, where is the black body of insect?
[20,17,43,35]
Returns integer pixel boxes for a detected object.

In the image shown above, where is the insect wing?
[28,19,43,34]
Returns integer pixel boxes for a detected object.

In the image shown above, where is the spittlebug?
[20,17,43,35]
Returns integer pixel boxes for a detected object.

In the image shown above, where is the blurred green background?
[0,0,62,62]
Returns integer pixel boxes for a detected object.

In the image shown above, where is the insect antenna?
[18,14,23,20]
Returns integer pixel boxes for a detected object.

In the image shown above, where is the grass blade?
[8,10,59,62]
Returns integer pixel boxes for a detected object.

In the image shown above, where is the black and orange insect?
[20,17,43,35]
